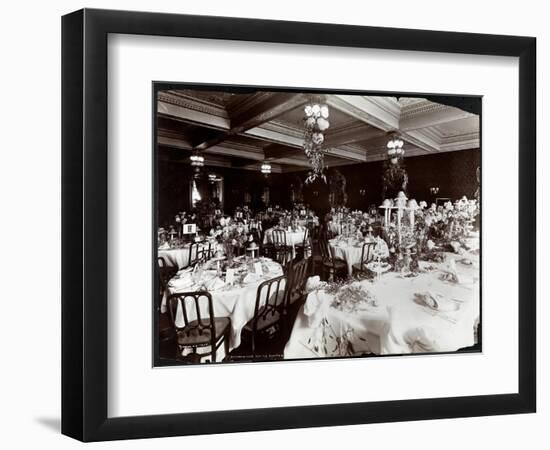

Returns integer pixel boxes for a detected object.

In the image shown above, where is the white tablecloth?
[158,241,213,269]
[158,247,192,269]
[263,228,307,257]
[161,258,284,352]
[284,250,480,358]
[297,217,319,227]
[329,237,374,275]
[327,221,341,236]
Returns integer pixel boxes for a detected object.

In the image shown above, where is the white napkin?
[440,259,462,283]
[176,266,193,276]
[303,290,331,327]
[414,291,459,313]
[450,241,465,254]
[305,276,326,293]
[414,291,441,310]
[204,276,225,291]
[169,274,194,291]
[243,272,261,284]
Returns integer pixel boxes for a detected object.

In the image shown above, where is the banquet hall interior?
[155,87,481,365]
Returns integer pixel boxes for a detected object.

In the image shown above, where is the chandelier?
[261,161,272,175]
[190,150,204,178]
[303,99,330,183]
[190,151,204,167]
[386,136,405,158]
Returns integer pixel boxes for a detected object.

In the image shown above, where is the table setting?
[263,223,308,257]
[161,255,284,351]
[158,237,215,269]
[329,234,378,276]
[284,246,480,359]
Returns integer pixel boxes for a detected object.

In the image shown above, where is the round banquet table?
[297,217,319,227]
[158,240,213,269]
[158,247,191,269]
[329,237,375,275]
[263,227,307,257]
[284,247,480,359]
[161,257,284,356]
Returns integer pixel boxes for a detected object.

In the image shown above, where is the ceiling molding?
[399,103,474,131]
[157,101,230,131]
[401,129,440,152]
[230,93,307,132]
[440,132,480,151]
[193,93,307,151]
[157,90,480,170]
[244,126,303,148]
[262,120,305,139]
[324,122,386,147]
[160,91,229,118]
[326,95,400,131]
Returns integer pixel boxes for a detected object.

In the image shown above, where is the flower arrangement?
[209,220,249,259]
[303,101,330,183]
[408,197,479,255]
[330,283,378,313]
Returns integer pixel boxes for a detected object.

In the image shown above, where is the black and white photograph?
[1,0,543,446]
[155,86,481,365]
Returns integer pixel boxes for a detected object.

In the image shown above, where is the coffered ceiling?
[157,89,480,173]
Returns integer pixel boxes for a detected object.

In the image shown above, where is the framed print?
[62,8,536,442]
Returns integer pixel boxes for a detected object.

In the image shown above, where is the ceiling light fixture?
[261,161,272,175]
[190,151,204,167]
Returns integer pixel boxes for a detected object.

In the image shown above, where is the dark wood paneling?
[157,148,480,226]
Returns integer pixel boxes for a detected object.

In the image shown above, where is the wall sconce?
[359,188,366,196]
[313,191,319,197]
[429,186,440,195]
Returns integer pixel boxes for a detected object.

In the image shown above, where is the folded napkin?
[440,258,462,283]
[158,242,170,250]
[204,276,225,291]
[450,241,465,255]
[176,266,193,276]
[303,290,331,327]
[305,275,326,293]
[169,274,194,291]
[414,291,441,310]
[403,327,438,353]
[413,291,459,313]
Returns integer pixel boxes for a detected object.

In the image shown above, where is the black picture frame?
[62,8,536,442]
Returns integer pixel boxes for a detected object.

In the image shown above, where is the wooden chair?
[309,227,327,276]
[188,241,212,267]
[352,242,376,274]
[157,256,176,305]
[243,275,288,360]
[187,242,201,267]
[294,227,311,260]
[270,229,292,265]
[167,291,231,363]
[319,236,347,281]
[157,256,177,343]
[286,258,309,310]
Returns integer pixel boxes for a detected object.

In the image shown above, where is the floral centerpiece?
[411,197,479,256]
[209,218,249,261]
